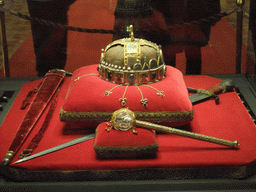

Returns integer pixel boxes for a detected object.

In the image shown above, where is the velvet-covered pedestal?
[0,73,256,181]
[94,122,158,159]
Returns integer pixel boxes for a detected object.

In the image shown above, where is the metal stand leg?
[236,0,245,74]
[0,0,9,77]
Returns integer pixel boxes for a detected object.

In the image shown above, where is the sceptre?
[106,108,239,148]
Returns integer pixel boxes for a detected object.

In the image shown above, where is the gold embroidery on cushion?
[74,73,99,82]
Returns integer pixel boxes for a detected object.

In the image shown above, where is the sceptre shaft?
[107,108,239,148]
[136,120,238,148]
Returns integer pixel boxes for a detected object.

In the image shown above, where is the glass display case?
[0,0,255,77]
[0,0,256,191]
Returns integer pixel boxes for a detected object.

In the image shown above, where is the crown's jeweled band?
[99,63,166,85]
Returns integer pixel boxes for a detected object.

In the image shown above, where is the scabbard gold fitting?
[2,151,14,166]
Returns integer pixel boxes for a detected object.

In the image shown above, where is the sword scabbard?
[2,69,67,166]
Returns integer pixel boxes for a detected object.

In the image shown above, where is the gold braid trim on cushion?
[59,108,193,123]
[94,143,158,159]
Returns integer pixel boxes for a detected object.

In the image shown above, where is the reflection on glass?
[2,0,255,77]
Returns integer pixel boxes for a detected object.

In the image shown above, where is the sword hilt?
[207,79,235,95]
[188,79,235,105]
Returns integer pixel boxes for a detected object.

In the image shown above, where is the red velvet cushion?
[94,122,158,159]
[59,64,193,127]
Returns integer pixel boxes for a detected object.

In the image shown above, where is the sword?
[12,133,96,165]
[189,79,235,105]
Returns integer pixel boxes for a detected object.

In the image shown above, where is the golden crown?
[98,25,166,85]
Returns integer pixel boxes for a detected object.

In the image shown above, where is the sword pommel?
[220,79,235,92]
[207,79,235,95]
[2,151,14,166]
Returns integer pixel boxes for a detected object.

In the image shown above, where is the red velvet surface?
[61,65,193,125]
[0,76,256,171]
